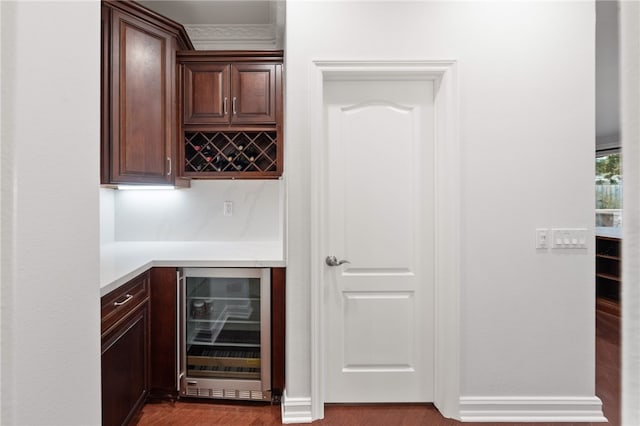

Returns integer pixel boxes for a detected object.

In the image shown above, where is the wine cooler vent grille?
[184,386,267,401]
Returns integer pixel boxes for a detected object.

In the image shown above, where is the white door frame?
[308,60,461,420]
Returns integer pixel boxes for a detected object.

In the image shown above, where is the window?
[596,151,622,229]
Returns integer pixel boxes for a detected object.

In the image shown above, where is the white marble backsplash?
[108,179,284,242]
[100,188,115,245]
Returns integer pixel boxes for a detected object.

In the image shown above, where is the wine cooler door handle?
[176,270,183,392]
[325,256,351,267]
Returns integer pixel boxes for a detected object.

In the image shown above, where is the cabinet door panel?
[101,5,111,184]
[149,267,179,399]
[271,268,286,397]
[231,64,277,124]
[111,10,173,184]
[183,64,230,125]
[102,305,149,426]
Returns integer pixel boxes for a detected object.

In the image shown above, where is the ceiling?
[138,1,276,25]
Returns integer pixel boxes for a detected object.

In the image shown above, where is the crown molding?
[184,24,281,50]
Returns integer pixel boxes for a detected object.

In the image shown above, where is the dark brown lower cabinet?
[101,271,150,426]
[149,267,179,400]
[101,302,149,426]
[271,267,286,399]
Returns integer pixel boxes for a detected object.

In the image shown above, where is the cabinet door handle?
[223,97,228,115]
[232,97,237,115]
[167,157,172,176]
[114,294,133,307]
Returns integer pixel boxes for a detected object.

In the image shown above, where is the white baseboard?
[281,391,313,424]
[459,396,607,422]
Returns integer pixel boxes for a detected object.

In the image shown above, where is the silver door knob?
[326,256,351,267]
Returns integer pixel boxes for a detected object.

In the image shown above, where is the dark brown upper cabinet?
[182,63,230,125]
[232,64,278,124]
[178,51,284,179]
[101,1,193,186]
[183,62,278,125]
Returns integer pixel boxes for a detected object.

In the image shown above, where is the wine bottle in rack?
[232,145,245,167]
[241,149,256,171]
[190,154,205,172]
[188,145,201,171]
[234,156,249,171]
[213,155,227,172]
[225,150,238,171]
[200,144,215,172]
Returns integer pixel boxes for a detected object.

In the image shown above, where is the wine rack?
[184,131,278,177]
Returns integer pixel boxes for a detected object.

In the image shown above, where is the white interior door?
[323,78,435,403]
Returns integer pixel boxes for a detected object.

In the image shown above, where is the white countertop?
[100,241,285,296]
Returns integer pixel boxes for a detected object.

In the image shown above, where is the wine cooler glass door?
[184,269,269,387]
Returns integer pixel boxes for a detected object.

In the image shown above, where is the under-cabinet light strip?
[116,185,175,190]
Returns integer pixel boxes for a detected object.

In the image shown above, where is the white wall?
[0,2,101,425]
[109,179,284,242]
[621,2,640,423]
[596,0,620,150]
[0,0,4,418]
[285,0,596,419]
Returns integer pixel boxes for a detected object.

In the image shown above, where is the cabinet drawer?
[102,271,150,334]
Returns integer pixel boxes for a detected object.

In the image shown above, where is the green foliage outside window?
[596,154,621,185]
[596,153,622,227]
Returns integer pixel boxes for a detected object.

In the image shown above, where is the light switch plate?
[535,228,549,249]
[223,201,233,216]
[551,228,588,249]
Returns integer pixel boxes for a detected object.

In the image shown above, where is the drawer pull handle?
[114,294,133,307]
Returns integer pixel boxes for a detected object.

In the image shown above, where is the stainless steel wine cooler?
[179,268,271,401]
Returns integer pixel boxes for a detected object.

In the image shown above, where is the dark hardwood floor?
[134,308,619,426]
[595,308,620,426]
